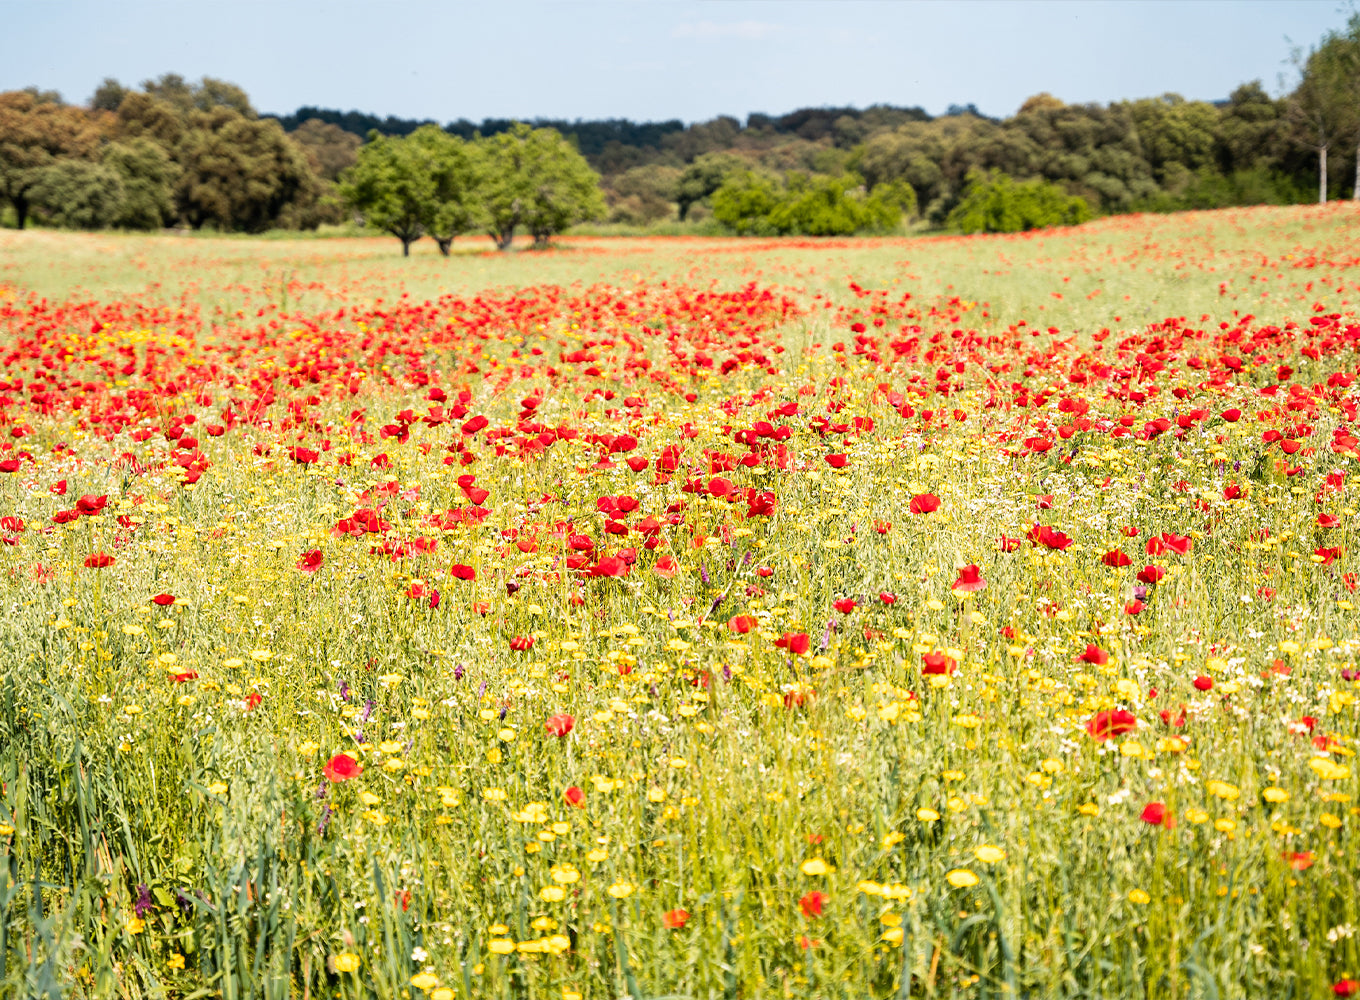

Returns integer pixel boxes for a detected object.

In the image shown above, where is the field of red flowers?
[3,205,1360,998]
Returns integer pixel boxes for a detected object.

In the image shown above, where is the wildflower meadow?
[3,204,1360,999]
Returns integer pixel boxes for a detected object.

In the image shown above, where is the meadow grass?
[1,204,1360,998]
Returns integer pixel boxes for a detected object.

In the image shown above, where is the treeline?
[2,16,1358,240]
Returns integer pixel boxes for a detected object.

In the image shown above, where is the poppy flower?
[84,552,115,569]
[1077,644,1108,665]
[297,549,323,573]
[509,635,534,651]
[909,493,940,514]
[728,614,757,633]
[1101,550,1132,568]
[324,753,362,782]
[1334,980,1358,997]
[775,632,811,655]
[1085,709,1137,741]
[756,565,773,578]
[1146,532,1191,556]
[1193,675,1213,692]
[1027,524,1072,550]
[49,479,67,495]
[450,563,476,581]
[1286,851,1314,871]
[171,671,199,683]
[921,651,957,675]
[833,597,857,613]
[75,494,108,516]
[152,593,176,606]
[564,785,585,807]
[245,692,262,711]
[998,535,1021,552]
[952,565,986,592]
[798,891,826,918]
[545,713,575,737]
[1140,802,1170,826]
[1124,599,1146,615]
[1035,494,1054,509]
[663,908,690,929]
[824,454,849,469]
[1137,565,1164,585]
[879,591,897,605]
[654,555,679,579]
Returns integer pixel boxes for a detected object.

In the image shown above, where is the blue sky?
[5,1,1352,123]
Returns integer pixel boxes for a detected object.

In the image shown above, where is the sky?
[4,0,1354,124]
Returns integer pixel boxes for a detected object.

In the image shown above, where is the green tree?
[413,126,478,254]
[606,163,682,224]
[340,130,436,255]
[290,118,361,182]
[474,123,605,249]
[0,90,103,228]
[30,159,125,229]
[175,108,320,232]
[101,138,178,229]
[946,170,1091,233]
[1286,23,1360,203]
[710,171,781,234]
[675,152,744,220]
[764,173,904,235]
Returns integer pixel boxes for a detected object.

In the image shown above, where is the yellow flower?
[1214,818,1236,833]
[488,939,516,955]
[359,791,382,806]
[410,972,440,990]
[482,787,507,802]
[432,990,455,1000]
[973,845,1006,864]
[881,926,904,944]
[800,858,831,876]
[249,649,273,662]
[1262,787,1289,803]
[1128,888,1151,905]
[0,824,13,836]
[1184,808,1209,824]
[206,782,228,795]
[607,882,635,898]
[945,869,978,888]
[540,886,566,902]
[917,807,940,822]
[167,953,185,970]
[1321,813,1343,828]
[1310,758,1351,781]
[125,915,146,934]
[551,864,581,883]
[332,952,361,973]
[1077,803,1100,817]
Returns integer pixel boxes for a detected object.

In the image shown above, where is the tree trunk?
[13,194,28,230]
[401,238,411,257]
[1320,145,1328,204]
[496,227,514,251]
[1354,141,1359,200]
[434,237,452,257]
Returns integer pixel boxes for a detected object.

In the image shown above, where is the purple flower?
[338,680,351,702]
[359,699,375,723]
[318,803,333,835]
[134,884,154,918]
[453,663,465,681]
[699,561,710,585]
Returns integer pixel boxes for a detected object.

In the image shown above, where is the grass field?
[2,203,1360,999]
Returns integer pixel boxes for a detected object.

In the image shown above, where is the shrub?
[947,170,1092,233]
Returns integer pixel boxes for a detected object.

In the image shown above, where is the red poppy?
[952,565,986,592]
[171,671,198,683]
[1221,408,1242,422]
[879,591,897,605]
[297,549,323,573]
[1101,550,1132,568]
[921,651,957,675]
[1286,851,1315,871]
[775,632,811,655]
[909,493,940,514]
[564,785,585,807]
[1193,675,1213,692]
[824,453,849,469]
[1035,494,1054,509]
[654,555,679,579]
[84,552,115,569]
[324,753,363,782]
[663,908,691,929]
[799,891,826,918]
[1320,513,1342,528]
[49,479,67,495]
[833,597,857,613]
[509,635,534,651]
[756,565,773,578]
[728,614,758,633]
[998,535,1021,552]
[1223,483,1243,500]
[1140,802,1169,826]
[1333,980,1359,997]
[1026,524,1072,550]
[1085,709,1137,741]
[75,494,108,516]
[152,593,176,606]
[1124,600,1146,615]
[1146,532,1191,556]
[245,692,263,710]
[545,713,575,737]
[1137,565,1165,585]
[1316,546,1344,566]
[1078,644,1108,665]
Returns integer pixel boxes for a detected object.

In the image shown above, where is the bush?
[714,171,914,236]
[947,170,1092,233]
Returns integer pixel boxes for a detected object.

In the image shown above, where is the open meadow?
[4,204,1360,999]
